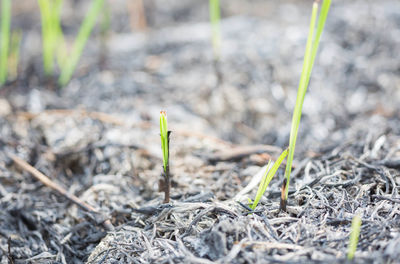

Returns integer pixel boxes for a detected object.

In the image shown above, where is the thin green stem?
[8,29,22,80]
[250,160,272,210]
[59,0,104,86]
[307,0,331,87]
[38,0,63,76]
[160,111,169,173]
[284,2,319,199]
[347,215,362,260]
[283,0,331,204]
[0,0,11,85]
[250,148,289,210]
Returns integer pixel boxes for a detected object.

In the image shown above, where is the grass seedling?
[209,0,221,61]
[59,0,104,86]
[347,214,362,260]
[249,148,289,210]
[38,0,64,76]
[160,111,171,203]
[281,0,331,211]
[0,0,11,86]
[8,29,22,81]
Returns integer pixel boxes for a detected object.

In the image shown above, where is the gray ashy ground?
[0,0,399,263]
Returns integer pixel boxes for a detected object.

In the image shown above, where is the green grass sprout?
[160,111,169,175]
[209,0,221,61]
[347,214,362,260]
[160,111,171,203]
[38,0,63,75]
[248,161,271,206]
[249,148,289,210]
[282,0,331,211]
[0,0,11,86]
[59,0,104,86]
[8,29,22,81]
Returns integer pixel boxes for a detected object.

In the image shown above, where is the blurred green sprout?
[0,0,11,86]
[37,0,104,86]
[8,29,22,81]
[59,0,104,86]
[38,0,64,75]
[209,0,221,61]
[347,214,362,260]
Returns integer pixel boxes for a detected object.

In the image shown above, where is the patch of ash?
[88,131,399,263]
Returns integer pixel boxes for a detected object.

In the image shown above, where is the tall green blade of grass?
[250,148,289,210]
[0,0,11,85]
[38,0,63,75]
[308,0,331,88]
[282,0,331,207]
[347,215,362,260]
[209,0,221,60]
[59,0,104,86]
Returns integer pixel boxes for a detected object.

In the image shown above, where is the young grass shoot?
[249,148,289,210]
[8,29,22,81]
[209,0,221,61]
[160,111,171,203]
[0,0,11,86]
[59,0,104,86]
[281,0,331,211]
[38,0,103,85]
[38,0,64,76]
[347,214,362,260]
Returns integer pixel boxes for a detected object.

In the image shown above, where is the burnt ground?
[0,0,400,263]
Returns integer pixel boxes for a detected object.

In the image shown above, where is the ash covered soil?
[1,0,400,263]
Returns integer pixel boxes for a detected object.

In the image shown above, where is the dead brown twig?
[241,241,304,250]
[206,144,282,162]
[8,153,114,231]
[128,0,147,31]
[17,109,126,126]
[17,109,234,148]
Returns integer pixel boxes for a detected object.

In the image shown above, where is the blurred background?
[1,0,399,152]
[0,1,399,261]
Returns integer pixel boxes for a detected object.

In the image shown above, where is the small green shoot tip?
[160,111,171,203]
[250,148,289,210]
[160,111,169,173]
[347,214,362,260]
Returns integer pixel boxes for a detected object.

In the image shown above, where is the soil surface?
[1,0,400,263]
